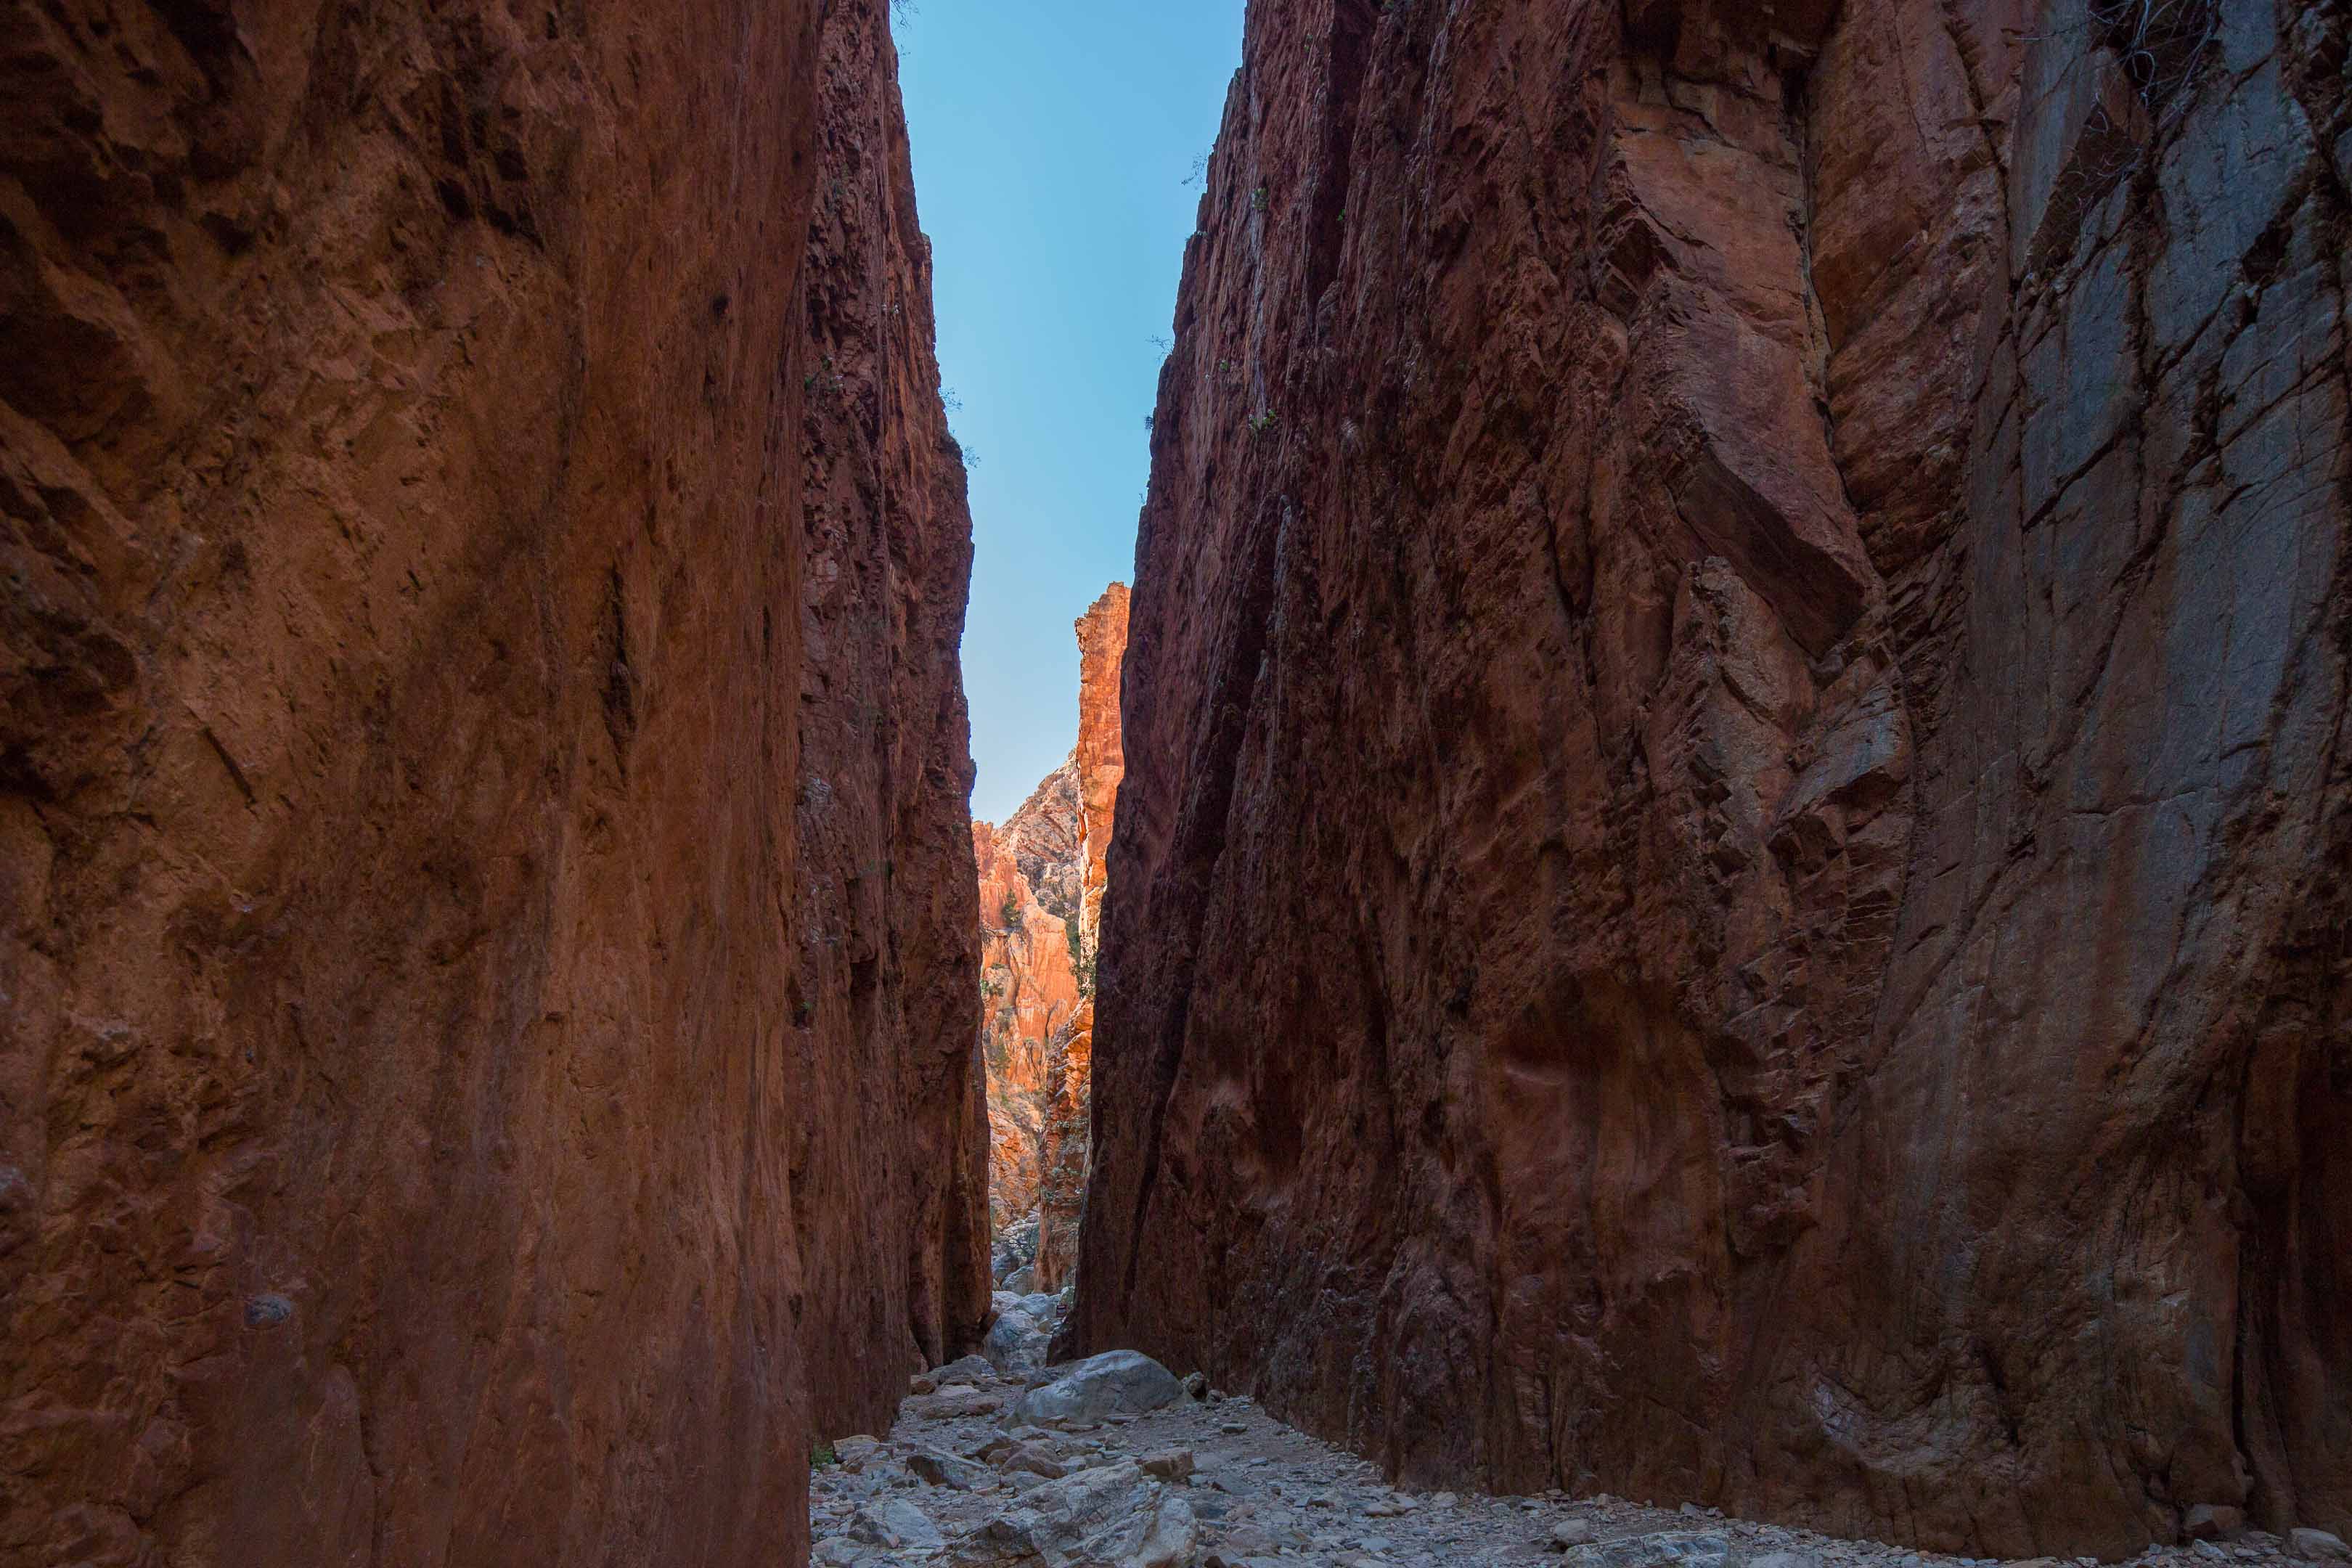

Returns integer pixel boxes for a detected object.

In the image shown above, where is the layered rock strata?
[976,585,1129,1289]
[0,1,983,1565]
[1070,0,2350,1559]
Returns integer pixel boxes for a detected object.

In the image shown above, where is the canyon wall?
[1071,0,2350,1559]
[1032,581,1130,1291]
[0,1,983,1565]
[785,1,992,1445]
[976,793,1082,1230]
[976,584,1129,1289]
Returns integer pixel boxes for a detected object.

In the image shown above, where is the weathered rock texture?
[1071,0,2349,1559]
[789,1,992,1445]
[975,585,1129,1286]
[0,1,983,1565]
[976,803,1082,1229]
[1072,584,1132,954]
[1032,583,1131,1291]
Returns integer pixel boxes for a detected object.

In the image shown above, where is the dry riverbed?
[812,1297,2351,1568]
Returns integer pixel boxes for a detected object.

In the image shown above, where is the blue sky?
[894,1,1244,824]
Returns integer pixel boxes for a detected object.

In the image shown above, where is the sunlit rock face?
[1032,584,1132,1291]
[976,801,1082,1230]
[1068,0,2351,1557]
[978,586,1130,1289]
[1073,584,1132,956]
[0,1,984,1563]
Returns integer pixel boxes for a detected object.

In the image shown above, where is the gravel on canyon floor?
[812,1297,2349,1568]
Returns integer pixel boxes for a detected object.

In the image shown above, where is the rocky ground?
[812,1299,2351,1568]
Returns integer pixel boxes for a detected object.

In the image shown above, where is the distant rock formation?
[976,795,1082,1229]
[978,585,1130,1289]
[1034,584,1132,1290]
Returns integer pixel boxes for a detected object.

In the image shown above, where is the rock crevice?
[978,584,1129,1296]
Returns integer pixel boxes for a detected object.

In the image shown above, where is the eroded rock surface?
[976,585,1129,1283]
[0,1,982,1564]
[979,805,1083,1229]
[1071,0,2350,1557]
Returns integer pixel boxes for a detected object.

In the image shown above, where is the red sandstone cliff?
[1032,583,1131,1291]
[1070,0,2350,1558]
[975,585,1129,1288]
[976,801,1082,1229]
[0,2,982,1564]
[1072,584,1131,954]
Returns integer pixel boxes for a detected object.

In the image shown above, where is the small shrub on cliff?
[1248,409,1278,438]
[1063,916,1098,999]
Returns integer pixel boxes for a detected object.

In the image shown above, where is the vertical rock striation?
[1071,0,2349,1558]
[1072,584,1132,955]
[787,0,992,1445]
[976,584,1130,1291]
[1034,583,1131,1292]
[0,1,982,1564]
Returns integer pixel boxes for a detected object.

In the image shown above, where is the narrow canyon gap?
[1069,0,2351,1559]
[979,584,1129,1296]
[0,2,985,1565]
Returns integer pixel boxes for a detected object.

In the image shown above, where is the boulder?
[832,1435,886,1473]
[910,1387,1003,1421]
[910,1447,992,1490]
[1563,1531,1739,1568]
[985,1306,1047,1371]
[1001,1441,1070,1479]
[2185,1506,2247,1543]
[849,1498,944,1551]
[934,1354,999,1387]
[1012,1351,1182,1426]
[1140,1449,1195,1482]
[952,1461,1193,1567]
[2291,1530,2350,1562]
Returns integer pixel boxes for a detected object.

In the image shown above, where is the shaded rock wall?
[1070,0,2349,1558]
[787,0,992,1444]
[0,0,982,1564]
